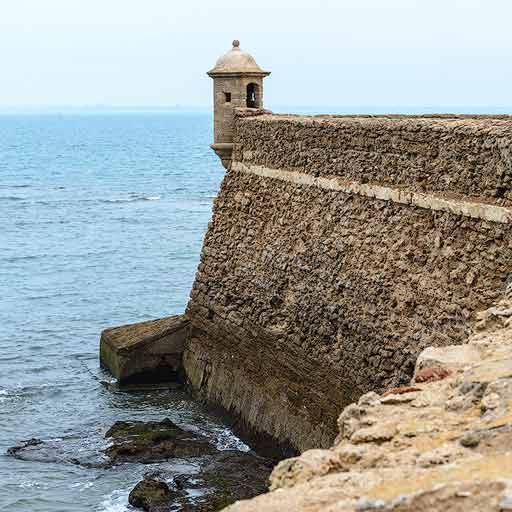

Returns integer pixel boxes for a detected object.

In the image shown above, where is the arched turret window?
[246,83,260,108]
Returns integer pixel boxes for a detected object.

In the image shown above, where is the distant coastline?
[0,105,212,115]
[1,105,511,115]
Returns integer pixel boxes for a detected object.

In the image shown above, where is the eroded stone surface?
[129,479,175,512]
[415,366,453,383]
[415,345,482,374]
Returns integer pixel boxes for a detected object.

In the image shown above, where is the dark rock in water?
[129,478,176,512]
[128,450,274,511]
[105,418,218,464]
[6,437,109,468]
[188,451,273,511]
[7,438,43,457]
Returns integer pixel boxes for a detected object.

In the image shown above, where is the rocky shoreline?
[8,415,275,511]
[89,292,512,510]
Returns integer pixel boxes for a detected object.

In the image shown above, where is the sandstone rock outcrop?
[224,296,512,511]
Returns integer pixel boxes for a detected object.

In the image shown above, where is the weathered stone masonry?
[184,114,512,454]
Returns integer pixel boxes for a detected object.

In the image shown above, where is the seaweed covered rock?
[105,418,217,464]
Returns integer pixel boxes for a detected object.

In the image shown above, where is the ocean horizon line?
[1,105,511,115]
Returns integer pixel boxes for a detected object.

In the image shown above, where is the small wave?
[26,291,80,300]
[19,480,47,489]
[0,195,25,201]
[184,421,250,452]
[97,489,130,512]
[213,426,250,452]
[28,365,54,374]
[3,254,43,263]
[111,216,147,225]
[70,480,94,491]
[2,194,161,206]
[100,194,161,204]
[0,382,68,401]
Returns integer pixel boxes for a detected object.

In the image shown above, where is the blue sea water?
[0,112,241,511]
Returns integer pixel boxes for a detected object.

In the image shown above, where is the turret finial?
[232,39,240,49]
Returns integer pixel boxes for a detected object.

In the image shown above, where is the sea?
[1,107,510,511]
[0,111,243,511]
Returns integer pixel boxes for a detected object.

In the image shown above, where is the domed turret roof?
[208,40,270,76]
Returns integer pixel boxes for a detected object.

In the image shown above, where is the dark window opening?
[224,92,231,103]
[246,83,259,108]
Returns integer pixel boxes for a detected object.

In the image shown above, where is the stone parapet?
[234,114,512,206]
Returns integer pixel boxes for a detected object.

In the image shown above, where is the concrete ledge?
[100,315,190,387]
[233,161,512,224]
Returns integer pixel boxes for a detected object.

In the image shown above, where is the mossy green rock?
[105,418,217,464]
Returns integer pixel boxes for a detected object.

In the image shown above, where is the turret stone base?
[211,143,233,170]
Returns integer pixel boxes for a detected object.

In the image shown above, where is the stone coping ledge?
[233,161,512,224]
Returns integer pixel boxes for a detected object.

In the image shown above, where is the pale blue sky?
[1,0,511,109]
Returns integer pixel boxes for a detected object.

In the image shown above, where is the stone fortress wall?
[183,112,512,454]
